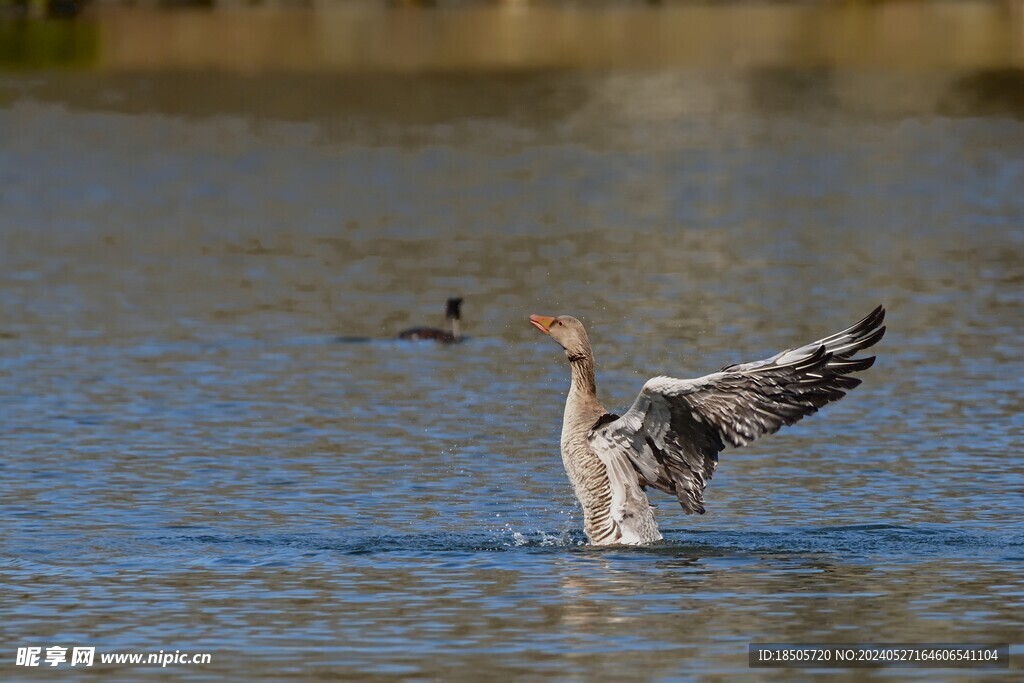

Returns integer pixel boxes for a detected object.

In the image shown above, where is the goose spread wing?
[588,306,886,515]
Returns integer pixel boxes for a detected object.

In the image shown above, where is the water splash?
[508,529,586,548]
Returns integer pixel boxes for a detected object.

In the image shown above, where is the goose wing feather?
[588,431,660,543]
[589,306,886,515]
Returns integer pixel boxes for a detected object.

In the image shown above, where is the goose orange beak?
[529,314,556,335]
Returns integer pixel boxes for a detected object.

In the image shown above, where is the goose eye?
[557,321,563,326]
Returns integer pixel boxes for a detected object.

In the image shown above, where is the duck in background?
[398,297,464,343]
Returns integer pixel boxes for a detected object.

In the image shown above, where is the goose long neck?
[567,348,596,397]
[450,318,461,340]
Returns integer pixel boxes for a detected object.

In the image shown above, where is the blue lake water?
[1,60,1023,680]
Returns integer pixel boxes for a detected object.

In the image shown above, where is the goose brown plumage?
[529,306,886,546]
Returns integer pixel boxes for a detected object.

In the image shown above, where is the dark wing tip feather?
[831,376,862,391]
[804,344,831,365]
[854,305,886,333]
[829,355,875,375]
[854,307,885,340]
[820,305,885,348]
[856,325,886,352]
[676,488,706,515]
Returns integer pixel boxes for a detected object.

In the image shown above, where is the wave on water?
[657,523,1024,561]
[332,335,481,345]
[156,522,1021,564]
[165,528,587,557]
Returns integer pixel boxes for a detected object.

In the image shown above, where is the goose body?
[530,306,886,546]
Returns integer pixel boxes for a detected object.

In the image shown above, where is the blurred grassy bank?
[0,19,96,67]
[0,2,1022,72]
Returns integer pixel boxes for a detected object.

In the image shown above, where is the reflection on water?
[2,3,1023,681]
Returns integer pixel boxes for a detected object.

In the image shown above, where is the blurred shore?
[1,2,1023,72]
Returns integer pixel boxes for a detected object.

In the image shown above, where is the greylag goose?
[398,297,463,343]
[529,306,886,546]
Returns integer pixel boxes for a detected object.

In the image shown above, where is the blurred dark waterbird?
[398,297,464,343]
